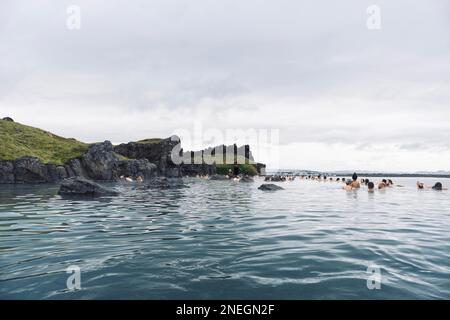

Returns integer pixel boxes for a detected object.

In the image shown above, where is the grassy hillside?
[0,120,88,165]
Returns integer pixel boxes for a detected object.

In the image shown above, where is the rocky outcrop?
[81,141,119,181]
[114,138,181,177]
[13,157,68,183]
[58,177,118,197]
[181,163,216,176]
[2,117,14,122]
[81,141,157,181]
[180,144,265,176]
[0,130,265,183]
[0,161,15,183]
[117,159,157,180]
[0,141,157,184]
[258,183,284,191]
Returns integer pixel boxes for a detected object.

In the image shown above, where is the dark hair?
[342,178,346,182]
[352,172,358,181]
[433,182,443,190]
[388,179,393,185]
[382,179,387,184]
[336,178,340,181]
[365,179,369,185]
[368,182,375,189]
[346,180,352,186]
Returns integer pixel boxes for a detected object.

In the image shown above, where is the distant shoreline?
[268,170,450,179]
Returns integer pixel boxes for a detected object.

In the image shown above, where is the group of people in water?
[119,171,447,192]
[270,172,447,192]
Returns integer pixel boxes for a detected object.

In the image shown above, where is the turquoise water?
[1,177,449,299]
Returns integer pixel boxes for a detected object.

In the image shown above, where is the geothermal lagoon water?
[1,177,449,299]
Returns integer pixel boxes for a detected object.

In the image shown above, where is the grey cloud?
[1,0,449,170]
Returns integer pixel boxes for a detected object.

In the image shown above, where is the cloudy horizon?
[1,0,450,172]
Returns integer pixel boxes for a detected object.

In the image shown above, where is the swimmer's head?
[433,182,443,190]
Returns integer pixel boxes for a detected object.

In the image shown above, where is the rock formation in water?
[114,138,181,177]
[0,118,266,184]
[258,183,284,191]
[180,144,266,176]
[58,177,118,197]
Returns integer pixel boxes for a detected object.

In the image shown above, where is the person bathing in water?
[378,179,388,189]
[417,181,448,190]
[368,181,375,192]
[433,182,447,190]
[351,173,361,189]
[343,180,353,191]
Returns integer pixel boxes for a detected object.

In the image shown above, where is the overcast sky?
[1,0,450,171]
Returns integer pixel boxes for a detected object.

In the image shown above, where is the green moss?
[216,163,258,176]
[0,120,88,165]
[114,153,130,161]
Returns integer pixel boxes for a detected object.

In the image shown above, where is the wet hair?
[388,179,393,185]
[382,179,387,184]
[342,178,346,182]
[433,182,443,190]
[368,182,375,189]
[352,172,358,181]
[336,178,340,181]
[417,182,424,189]
[365,179,369,185]
[346,180,352,186]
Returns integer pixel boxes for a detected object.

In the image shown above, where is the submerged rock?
[258,183,284,191]
[145,177,188,189]
[58,177,118,197]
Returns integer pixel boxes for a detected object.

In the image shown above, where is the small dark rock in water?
[145,177,188,189]
[209,175,229,181]
[239,176,254,183]
[58,177,118,197]
[2,117,14,122]
[258,183,284,191]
